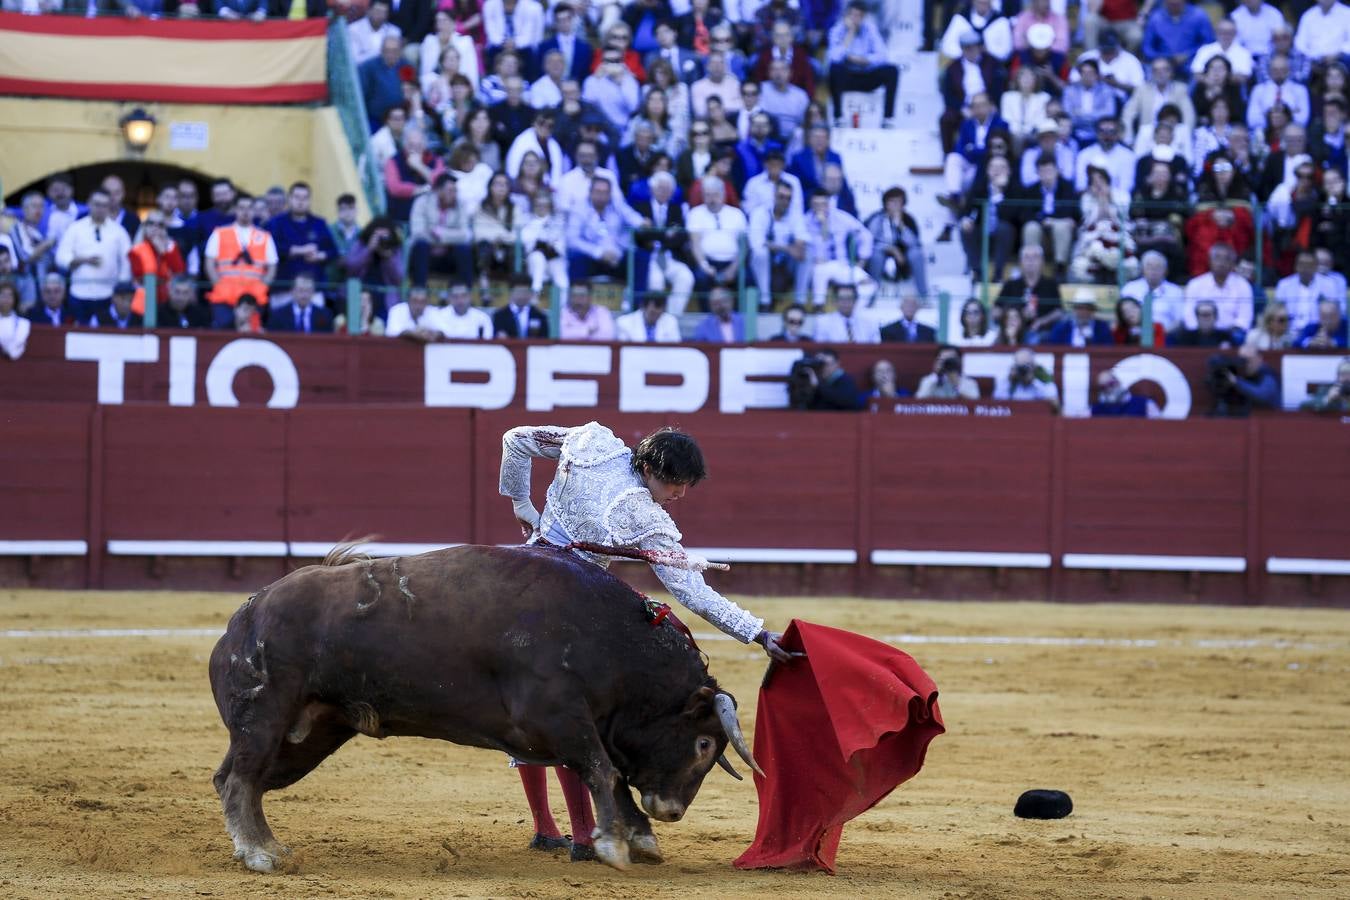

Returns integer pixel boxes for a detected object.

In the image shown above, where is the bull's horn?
[714,693,764,777]
[715,754,743,781]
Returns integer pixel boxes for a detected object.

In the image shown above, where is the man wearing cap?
[1071,31,1145,105]
[85,282,143,330]
[825,1,900,127]
[1048,290,1114,345]
[940,0,1012,62]
[1013,0,1068,55]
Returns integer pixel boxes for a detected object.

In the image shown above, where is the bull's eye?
[696,736,714,755]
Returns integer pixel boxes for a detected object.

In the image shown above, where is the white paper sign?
[168,122,210,151]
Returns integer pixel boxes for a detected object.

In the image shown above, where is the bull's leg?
[218,732,291,873]
[551,728,629,870]
[613,784,662,864]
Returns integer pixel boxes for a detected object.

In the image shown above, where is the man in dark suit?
[788,123,845,198]
[996,243,1064,334]
[266,275,334,334]
[630,170,694,310]
[536,3,593,84]
[27,273,77,327]
[492,274,551,339]
[390,0,436,46]
[1047,293,1114,345]
[1256,124,1309,201]
[1308,97,1348,175]
[616,124,659,196]
[807,347,865,411]
[86,282,145,330]
[159,275,212,330]
[940,32,1007,153]
[880,292,938,343]
[1010,154,1080,277]
[644,20,703,84]
[752,20,816,95]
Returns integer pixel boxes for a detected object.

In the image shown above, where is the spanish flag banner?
[0,13,327,105]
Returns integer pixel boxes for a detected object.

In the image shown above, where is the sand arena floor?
[1,589,1348,899]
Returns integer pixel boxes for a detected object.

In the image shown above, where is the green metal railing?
[326,17,386,218]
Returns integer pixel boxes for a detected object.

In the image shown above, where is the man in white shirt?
[1075,116,1136,193]
[615,293,681,342]
[1232,0,1286,58]
[529,50,566,109]
[347,0,403,67]
[748,179,809,304]
[742,150,804,220]
[386,286,450,342]
[505,109,566,183]
[1247,54,1311,131]
[690,52,743,118]
[483,0,546,56]
[758,58,810,140]
[1275,250,1341,331]
[554,139,637,221]
[940,0,1013,61]
[1294,0,1350,66]
[1121,250,1186,330]
[1070,30,1145,104]
[802,189,875,307]
[687,176,749,294]
[439,281,495,339]
[1184,243,1254,332]
[813,281,880,343]
[1190,19,1254,81]
[54,189,130,322]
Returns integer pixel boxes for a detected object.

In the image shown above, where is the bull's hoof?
[628,833,664,864]
[569,842,597,863]
[243,848,280,873]
[528,833,571,852]
[593,834,630,871]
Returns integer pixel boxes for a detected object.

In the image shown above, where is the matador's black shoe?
[569,842,598,862]
[529,833,571,852]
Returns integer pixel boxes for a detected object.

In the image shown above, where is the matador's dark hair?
[632,427,707,486]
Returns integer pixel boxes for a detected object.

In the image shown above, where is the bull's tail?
[321,535,382,567]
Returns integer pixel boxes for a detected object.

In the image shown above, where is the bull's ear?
[682,684,716,718]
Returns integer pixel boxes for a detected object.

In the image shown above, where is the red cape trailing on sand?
[734,620,945,873]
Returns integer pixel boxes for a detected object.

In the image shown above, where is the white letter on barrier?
[619,346,709,412]
[204,339,300,408]
[718,348,805,413]
[1060,353,1091,417]
[168,336,197,407]
[526,345,611,411]
[1111,353,1191,418]
[65,333,159,405]
[1281,355,1343,411]
[424,343,517,409]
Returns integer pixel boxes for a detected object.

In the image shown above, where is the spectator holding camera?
[789,348,866,411]
[994,347,1060,411]
[1300,356,1350,414]
[1091,368,1161,418]
[1207,346,1279,416]
[916,344,980,400]
[344,216,404,316]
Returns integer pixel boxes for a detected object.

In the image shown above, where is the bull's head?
[619,684,761,823]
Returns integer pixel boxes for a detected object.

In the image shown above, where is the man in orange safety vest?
[204,194,277,329]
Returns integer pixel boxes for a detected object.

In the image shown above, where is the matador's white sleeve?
[499,425,571,525]
[606,488,764,644]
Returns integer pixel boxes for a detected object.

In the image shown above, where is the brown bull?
[208,543,758,873]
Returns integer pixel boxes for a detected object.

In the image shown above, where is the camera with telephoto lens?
[1011,361,1036,383]
[939,355,962,375]
[1206,356,1240,392]
[788,356,826,410]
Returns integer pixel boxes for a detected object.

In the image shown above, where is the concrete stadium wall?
[2,403,1348,606]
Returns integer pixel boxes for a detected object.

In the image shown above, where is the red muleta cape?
[733,620,945,873]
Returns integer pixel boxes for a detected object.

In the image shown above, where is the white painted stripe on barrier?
[105,540,290,557]
[0,540,88,556]
[871,550,1052,568]
[1,626,1334,653]
[1267,557,1350,576]
[1062,553,1246,573]
[288,542,461,558]
[687,548,857,564]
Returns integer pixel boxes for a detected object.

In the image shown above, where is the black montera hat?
[1014,789,1073,819]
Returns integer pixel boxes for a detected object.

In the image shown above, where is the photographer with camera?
[344,216,405,319]
[1300,357,1350,415]
[788,348,865,411]
[915,344,980,400]
[994,347,1060,412]
[1206,345,1279,417]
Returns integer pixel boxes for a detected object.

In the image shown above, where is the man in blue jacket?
[1049,291,1115,345]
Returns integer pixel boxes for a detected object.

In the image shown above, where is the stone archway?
[4,161,221,218]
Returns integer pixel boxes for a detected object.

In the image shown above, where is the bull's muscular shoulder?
[604,487,682,547]
[561,421,631,469]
